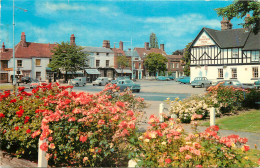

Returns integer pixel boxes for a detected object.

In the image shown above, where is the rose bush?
[0,83,146,167]
[129,115,258,167]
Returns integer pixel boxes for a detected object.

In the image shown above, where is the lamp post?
[12,0,27,92]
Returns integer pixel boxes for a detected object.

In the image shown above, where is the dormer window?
[232,48,238,58]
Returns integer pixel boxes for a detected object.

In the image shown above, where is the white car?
[93,77,109,86]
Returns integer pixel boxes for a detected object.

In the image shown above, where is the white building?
[189,18,260,84]
[81,40,115,82]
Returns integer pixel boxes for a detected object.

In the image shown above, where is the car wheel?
[136,89,140,93]
[192,86,195,88]
[75,83,79,87]
[83,83,86,87]
[99,83,101,86]
[93,84,95,86]
[201,83,204,88]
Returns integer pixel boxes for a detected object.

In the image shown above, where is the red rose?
[15,126,19,130]
[0,113,5,118]
[40,142,48,152]
[98,119,105,125]
[116,101,125,107]
[243,145,250,152]
[20,96,23,100]
[26,129,31,134]
[165,158,172,164]
[18,87,25,92]
[10,99,17,103]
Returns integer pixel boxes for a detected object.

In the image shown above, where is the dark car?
[21,76,32,84]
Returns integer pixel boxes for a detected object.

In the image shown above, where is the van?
[70,77,86,87]
[93,77,109,86]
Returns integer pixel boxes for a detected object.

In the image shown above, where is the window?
[218,69,223,78]
[176,63,179,68]
[251,51,260,62]
[36,72,41,80]
[96,60,100,67]
[106,53,109,56]
[232,48,239,58]
[252,67,258,78]
[17,60,22,67]
[139,63,141,69]
[166,63,168,68]
[106,60,109,67]
[36,59,41,66]
[231,68,237,79]
[172,63,175,68]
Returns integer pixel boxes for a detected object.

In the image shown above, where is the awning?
[61,71,84,75]
[115,69,132,74]
[46,67,52,71]
[85,69,100,75]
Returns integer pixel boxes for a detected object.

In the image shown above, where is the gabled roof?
[0,48,13,60]
[243,31,260,50]
[15,42,57,58]
[82,46,113,53]
[134,47,167,58]
[191,27,259,50]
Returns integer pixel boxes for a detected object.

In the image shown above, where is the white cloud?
[45,2,86,11]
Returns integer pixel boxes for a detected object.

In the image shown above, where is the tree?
[215,0,260,34]
[117,55,130,76]
[144,53,168,75]
[182,42,192,76]
[172,49,184,55]
[150,33,159,48]
[48,42,88,82]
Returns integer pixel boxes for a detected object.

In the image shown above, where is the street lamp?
[12,0,27,91]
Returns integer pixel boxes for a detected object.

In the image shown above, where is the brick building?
[166,55,185,78]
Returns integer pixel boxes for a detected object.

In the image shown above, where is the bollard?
[210,107,215,126]
[159,103,164,122]
[38,139,48,167]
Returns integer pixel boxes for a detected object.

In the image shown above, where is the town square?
[0,0,260,167]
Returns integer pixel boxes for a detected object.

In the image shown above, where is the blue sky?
[1,0,245,54]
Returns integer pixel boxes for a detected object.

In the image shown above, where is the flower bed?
[129,115,258,167]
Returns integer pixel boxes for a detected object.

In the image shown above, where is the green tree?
[117,55,130,76]
[182,42,192,76]
[144,53,168,75]
[215,0,260,34]
[172,49,184,55]
[48,42,88,82]
[149,32,159,48]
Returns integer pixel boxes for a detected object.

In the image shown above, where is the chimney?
[244,14,250,32]
[144,42,149,50]
[160,44,165,51]
[102,40,110,48]
[119,41,123,50]
[221,17,233,30]
[70,34,76,46]
[21,32,27,47]
[2,42,5,52]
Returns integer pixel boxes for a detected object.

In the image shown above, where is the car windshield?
[31,79,38,82]
[194,77,201,80]
[96,77,102,80]
[233,81,241,86]
[125,80,132,84]
[73,78,80,81]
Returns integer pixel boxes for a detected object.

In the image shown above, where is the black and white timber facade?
[189,22,260,84]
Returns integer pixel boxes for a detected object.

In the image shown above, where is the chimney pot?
[21,32,27,47]
[119,41,123,50]
[70,34,76,46]
[160,44,165,51]
[144,42,149,50]
[2,42,5,52]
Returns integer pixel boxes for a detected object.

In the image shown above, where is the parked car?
[211,80,254,89]
[156,76,170,81]
[168,76,175,80]
[111,76,130,84]
[21,76,32,84]
[70,77,86,87]
[191,77,212,88]
[179,76,190,84]
[176,76,185,82]
[254,78,260,89]
[29,79,39,89]
[116,79,141,92]
[93,77,109,86]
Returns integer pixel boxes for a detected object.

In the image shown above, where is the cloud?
[45,2,86,11]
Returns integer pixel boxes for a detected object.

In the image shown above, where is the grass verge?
[201,109,260,133]
[0,85,14,91]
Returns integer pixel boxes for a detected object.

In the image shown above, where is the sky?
[1,0,246,55]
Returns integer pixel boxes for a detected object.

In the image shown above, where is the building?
[82,40,115,82]
[1,32,57,83]
[166,55,185,78]
[0,43,12,83]
[189,17,260,84]
[135,42,167,78]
